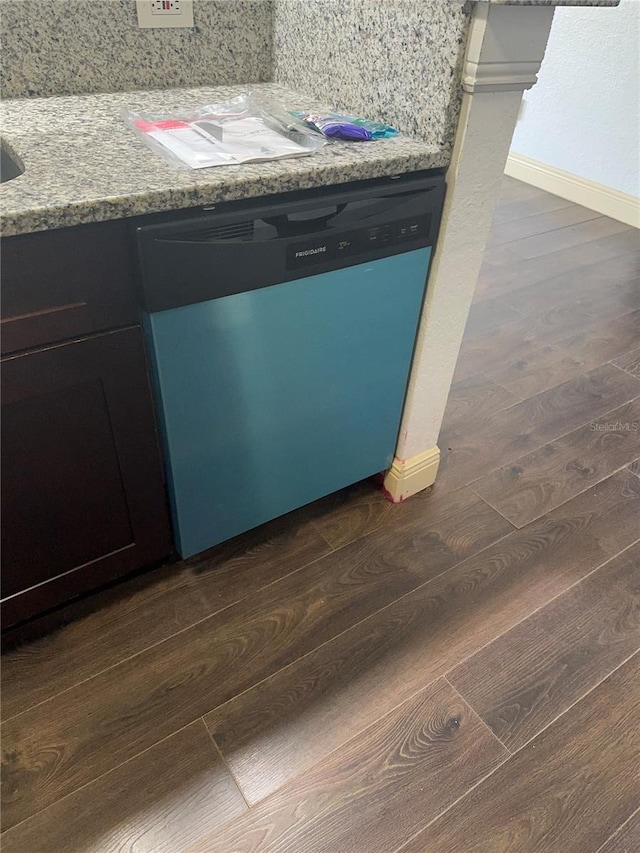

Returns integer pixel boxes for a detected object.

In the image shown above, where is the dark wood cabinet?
[1,221,138,355]
[1,226,172,628]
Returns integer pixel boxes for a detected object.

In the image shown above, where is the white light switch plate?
[136,0,194,28]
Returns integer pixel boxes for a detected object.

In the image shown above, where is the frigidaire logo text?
[295,246,327,258]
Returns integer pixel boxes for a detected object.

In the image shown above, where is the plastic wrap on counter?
[125,93,326,169]
[290,111,399,141]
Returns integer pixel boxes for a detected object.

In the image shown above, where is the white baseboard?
[382,446,440,503]
[505,152,640,229]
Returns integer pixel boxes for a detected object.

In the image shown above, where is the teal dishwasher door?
[145,248,430,558]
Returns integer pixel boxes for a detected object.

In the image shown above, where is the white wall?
[510,0,640,198]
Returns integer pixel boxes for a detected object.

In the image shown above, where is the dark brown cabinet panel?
[2,379,133,592]
[1,222,138,355]
[1,327,172,626]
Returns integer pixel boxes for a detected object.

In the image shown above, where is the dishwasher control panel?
[136,171,445,312]
[287,214,432,270]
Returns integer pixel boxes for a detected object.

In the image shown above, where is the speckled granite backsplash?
[0,0,274,99]
[273,0,471,154]
[2,0,472,161]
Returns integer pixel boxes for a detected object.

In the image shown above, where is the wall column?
[384,2,556,502]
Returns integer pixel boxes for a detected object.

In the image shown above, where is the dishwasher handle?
[263,204,347,237]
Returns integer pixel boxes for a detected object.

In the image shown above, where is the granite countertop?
[0,83,445,237]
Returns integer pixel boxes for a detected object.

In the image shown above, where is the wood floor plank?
[474,237,639,302]
[486,203,601,248]
[491,193,574,226]
[438,363,640,493]
[399,655,640,853]
[453,280,640,385]
[451,334,533,387]
[185,502,331,614]
[312,481,498,552]
[196,679,507,853]
[498,176,551,204]
[205,470,640,804]
[0,494,511,830]
[0,721,247,853]
[500,252,640,319]
[597,809,640,853]
[449,541,640,752]
[472,397,640,527]
[486,217,631,265]
[462,297,523,339]
[524,286,640,336]
[0,566,209,722]
[439,373,519,434]
[484,310,640,400]
[614,346,640,379]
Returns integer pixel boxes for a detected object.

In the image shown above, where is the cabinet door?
[1,327,171,626]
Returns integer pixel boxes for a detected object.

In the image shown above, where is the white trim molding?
[505,152,640,228]
[463,4,555,94]
[463,61,544,93]
[382,447,441,503]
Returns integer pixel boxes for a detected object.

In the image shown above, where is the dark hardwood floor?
[401,655,640,853]
[2,176,639,852]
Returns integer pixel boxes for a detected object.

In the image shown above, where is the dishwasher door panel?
[145,247,430,557]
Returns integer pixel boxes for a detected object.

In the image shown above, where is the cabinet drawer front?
[1,222,138,354]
